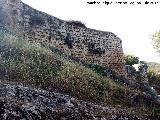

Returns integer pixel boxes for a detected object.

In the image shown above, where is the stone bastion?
[0,0,126,75]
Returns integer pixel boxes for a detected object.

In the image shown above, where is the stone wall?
[1,0,125,75]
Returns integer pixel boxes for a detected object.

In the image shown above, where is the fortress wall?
[3,0,126,75]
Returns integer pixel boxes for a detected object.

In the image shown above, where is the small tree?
[152,31,160,54]
[124,54,139,66]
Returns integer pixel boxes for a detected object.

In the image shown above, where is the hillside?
[146,62,160,94]
[148,62,160,74]
[0,0,160,119]
[0,26,160,119]
[0,0,125,76]
[0,81,152,120]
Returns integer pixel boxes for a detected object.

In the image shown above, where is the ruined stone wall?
[67,25,124,74]
[2,0,125,75]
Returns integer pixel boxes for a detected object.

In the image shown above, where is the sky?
[22,0,160,63]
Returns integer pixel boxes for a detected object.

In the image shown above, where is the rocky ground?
[0,81,159,120]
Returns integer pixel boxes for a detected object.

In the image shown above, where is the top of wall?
[1,0,121,41]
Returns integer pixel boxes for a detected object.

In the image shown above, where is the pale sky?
[22,0,160,63]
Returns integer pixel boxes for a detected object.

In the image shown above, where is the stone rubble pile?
[0,81,155,120]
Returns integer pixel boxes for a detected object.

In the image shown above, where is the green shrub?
[147,63,160,86]
[87,64,105,75]
[124,54,139,65]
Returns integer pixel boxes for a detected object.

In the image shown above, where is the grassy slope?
[148,62,160,74]
[0,28,159,117]
[147,62,160,95]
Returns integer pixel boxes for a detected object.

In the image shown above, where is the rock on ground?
[0,81,158,120]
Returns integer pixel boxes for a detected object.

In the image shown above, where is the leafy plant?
[152,31,160,54]
[87,64,105,75]
[124,54,139,65]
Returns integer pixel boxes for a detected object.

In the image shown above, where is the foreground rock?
[0,81,158,120]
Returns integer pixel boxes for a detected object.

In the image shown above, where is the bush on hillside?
[124,54,139,66]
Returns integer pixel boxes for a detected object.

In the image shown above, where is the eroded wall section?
[2,0,125,75]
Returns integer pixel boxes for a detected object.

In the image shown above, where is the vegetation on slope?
[0,28,160,117]
[147,62,160,94]
[152,31,160,54]
[0,29,62,86]
[124,54,139,66]
[148,62,160,75]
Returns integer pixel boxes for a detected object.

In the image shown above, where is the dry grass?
[0,28,159,117]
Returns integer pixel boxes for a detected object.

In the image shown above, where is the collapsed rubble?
[0,81,158,120]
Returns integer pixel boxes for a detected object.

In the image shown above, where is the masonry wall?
[1,0,126,75]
